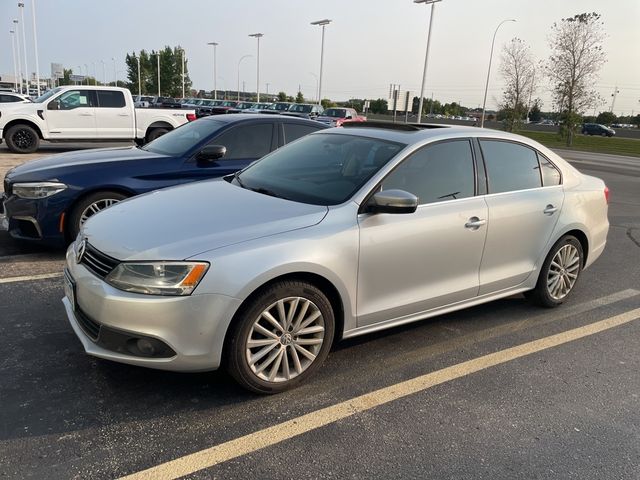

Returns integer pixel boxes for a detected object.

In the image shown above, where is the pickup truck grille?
[81,243,119,279]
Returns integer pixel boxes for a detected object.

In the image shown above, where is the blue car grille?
[81,243,119,279]
[3,178,10,196]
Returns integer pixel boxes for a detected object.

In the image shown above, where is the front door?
[357,139,488,327]
[45,89,97,139]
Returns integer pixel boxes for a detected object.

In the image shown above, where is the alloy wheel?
[547,244,580,300]
[13,129,35,150]
[245,296,325,383]
[79,198,121,226]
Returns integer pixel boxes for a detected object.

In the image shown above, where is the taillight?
[186,113,196,122]
[604,186,610,204]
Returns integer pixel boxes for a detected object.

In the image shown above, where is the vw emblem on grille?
[75,238,87,264]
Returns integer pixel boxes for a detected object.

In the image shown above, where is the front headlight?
[105,262,209,296]
[13,182,67,199]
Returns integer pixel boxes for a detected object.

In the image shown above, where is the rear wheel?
[226,280,335,394]
[146,127,170,143]
[5,124,40,153]
[526,235,583,308]
[67,191,128,240]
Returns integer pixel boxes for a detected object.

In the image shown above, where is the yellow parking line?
[0,272,63,283]
[120,307,640,480]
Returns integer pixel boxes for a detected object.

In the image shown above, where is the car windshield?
[324,108,347,118]
[289,104,312,113]
[33,87,63,103]
[141,119,224,156]
[237,133,405,205]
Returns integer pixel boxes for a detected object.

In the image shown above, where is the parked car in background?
[581,123,615,137]
[316,107,366,127]
[284,103,324,119]
[149,96,183,109]
[0,114,327,245]
[62,122,609,393]
[264,102,294,113]
[132,95,153,108]
[0,92,32,104]
[0,86,196,153]
[244,102,273,113]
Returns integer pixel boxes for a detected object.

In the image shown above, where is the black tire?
[146,127,170,142]
[5,124,40,153]
[226,280,335,394]
[67,191,128,241]
[526,235,583,308]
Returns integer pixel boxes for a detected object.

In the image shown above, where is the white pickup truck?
[0,86,196,153]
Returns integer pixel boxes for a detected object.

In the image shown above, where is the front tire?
[5,124,40,153]
[527,235,583,308]
[67,191,128,240]
[226,280,335,394]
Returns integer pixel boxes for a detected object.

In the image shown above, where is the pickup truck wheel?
[147,128,170,142]
[5,124,40,153]
[67,191,128,240]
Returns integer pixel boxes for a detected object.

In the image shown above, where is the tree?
[545,12,607,146]
[528,98,543,122]
[369,98,388,114]
[500,38,536,132]
[295,91,304,103]
[595,111,616,125]
[126,46,191,97]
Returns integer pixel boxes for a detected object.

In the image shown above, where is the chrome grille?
[80,243,119,279]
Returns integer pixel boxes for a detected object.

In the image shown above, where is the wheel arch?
[3,119,44,139]
[145,121,173,139]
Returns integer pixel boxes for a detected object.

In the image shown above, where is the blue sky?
[2,0,639,114]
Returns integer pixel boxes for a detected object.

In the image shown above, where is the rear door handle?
[543,204,558,215]
[465,217,486,229]
[117,113,130,117]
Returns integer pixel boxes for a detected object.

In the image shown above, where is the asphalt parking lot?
[0,146,639,479]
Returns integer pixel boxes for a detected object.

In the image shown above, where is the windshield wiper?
[438,192,460,200]
[233,171,246,189]
[249,186,287,200]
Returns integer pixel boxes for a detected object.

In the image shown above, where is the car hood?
[5,147,167,180]
[82,179,328,261]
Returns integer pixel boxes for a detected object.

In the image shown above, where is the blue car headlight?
[13,182,67,199]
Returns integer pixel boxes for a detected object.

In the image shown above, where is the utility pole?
[13,19,22,93]
[18,3,29,93]
[610,86,620,113]
[31,0,41,96]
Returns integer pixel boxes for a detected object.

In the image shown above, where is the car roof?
[198,113,328,126]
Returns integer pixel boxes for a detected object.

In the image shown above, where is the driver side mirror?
[196,145,226,164]
[366,189,418,214]
[47,100,59,111]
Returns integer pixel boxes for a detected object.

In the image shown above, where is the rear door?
[45,89,97,139]
[477,139,564,294]
[94,90,134,139]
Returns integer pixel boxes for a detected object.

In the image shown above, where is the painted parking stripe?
[119,307,640,480]
[0,272,63,284]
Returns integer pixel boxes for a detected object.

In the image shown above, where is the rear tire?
[527,235,583,308]
[67,191,128,241]
[226,280,335,394]
[5,124,40,153]
[146,127,170,143]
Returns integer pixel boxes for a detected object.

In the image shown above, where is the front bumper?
[62,246,242,372]
[1,191,68,245]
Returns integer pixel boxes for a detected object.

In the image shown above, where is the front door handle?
[543,204,558,215]
[79,113,94,116]
[465,217,486,229]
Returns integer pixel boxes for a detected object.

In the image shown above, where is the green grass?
[515,130,640,158]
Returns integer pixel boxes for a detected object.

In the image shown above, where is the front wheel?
[5,124,40,153]
[226,281,335,394]
[67,191,128,241]
[526,235,583,308]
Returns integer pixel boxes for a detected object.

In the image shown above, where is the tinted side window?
[212,124,273,159]
[382,140,475,204]
[57,90,93,110]
[538,154,561,186]
[1,95,19,102]
[97,90,126,108]
[283,123,321,143]
[480,140,542,193]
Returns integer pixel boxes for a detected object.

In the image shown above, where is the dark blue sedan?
[0,114,327,246]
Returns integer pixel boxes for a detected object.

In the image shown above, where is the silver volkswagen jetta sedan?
[62,123,609,393]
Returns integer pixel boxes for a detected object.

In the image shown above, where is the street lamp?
[309,72,319,103]
[248,33,263,102]
[84,64,89,85]
[237,54,253,101]
[414,0,441,124]
[12,19,22,93]
[91,61,96,85]
[30,0,41,96]
[100,60,106,85]
[10,30,18,92]
[136,56,141,95]
[181,48,185,99]
[310,19,331,107]
[156,52,160,97]
[480,19,516,127]
[112,57,116,85]
[18,3,29,93]
[207,42,218,99]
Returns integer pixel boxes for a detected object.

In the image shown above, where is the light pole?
[237,54,252,101]
[309,72,319,103]
[112,57,116,85]
[91,61,96,85]
[18,3,29,93]
[414,0,441,124]
[30,0,40,96]
[84,64,89,85]
[481,18,516,127]
[249,33,263,102]
[310,19,331,107]
[156,52,160,97]
[13,19,22,93]
[136,56,141,95]
[101,60,106,85]
[10,30,18,92]
[76,65,82,86]
[181,48,185,99]
[207,42,218,99]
